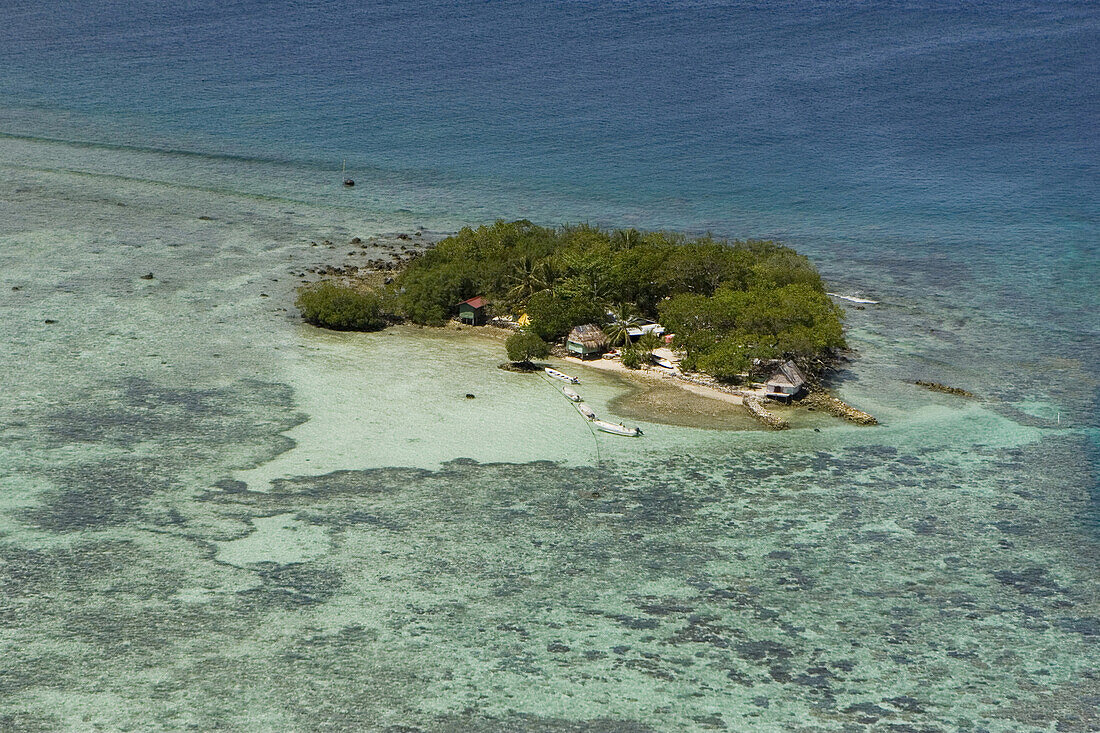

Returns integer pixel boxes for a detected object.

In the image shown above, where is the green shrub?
[295,281,387,331]
[506,331,550,364]
[636,331,663,352]
[620,347,647,370]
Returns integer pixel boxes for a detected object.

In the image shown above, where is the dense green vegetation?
[619,331,662,370]
[658,283,845,379]
[392,220,845,380]
[295,281,388,331]
[505,331,551,365]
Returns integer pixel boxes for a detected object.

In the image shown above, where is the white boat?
[576,402,596,420]
[652,356,675,370]
[562,387,581,402]
[592,418,643,436]
[545,367,579,384]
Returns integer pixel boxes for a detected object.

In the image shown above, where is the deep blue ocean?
[1,2,1099,729]
[4,0,1097,392]
[4,0,1096,238]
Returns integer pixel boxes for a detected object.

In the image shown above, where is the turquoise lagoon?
[1,133,1097,732]
[2,0,1098,729]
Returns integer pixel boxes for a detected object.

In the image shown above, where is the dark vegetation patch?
[0,711,60,732]
[26,461,169,532]
[0,541,148,598]
[736,640,794,662]
[238,563,343,610]
[42,378,302,452]
[993,567,1064,596]
[433,714,659,733]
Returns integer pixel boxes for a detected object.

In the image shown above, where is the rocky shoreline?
[913,380,977,398]
[744,396,790,430]
[801,391,879,425]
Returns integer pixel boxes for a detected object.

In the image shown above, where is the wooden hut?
[566,324,609,359]
[766,360,807,400]
[457,296,488,326]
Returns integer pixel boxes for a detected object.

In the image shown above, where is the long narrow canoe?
[592,418,643,436]
[576,402,596,420]
[545,367,579,384]
[562,387,581,402]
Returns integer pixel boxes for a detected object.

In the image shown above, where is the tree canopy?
[393,220,845,380]
[505,331,550,364]
[295,281,387,331]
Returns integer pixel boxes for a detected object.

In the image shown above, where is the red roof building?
[457,296,488,325]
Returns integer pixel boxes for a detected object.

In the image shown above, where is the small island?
[296,220,875,428]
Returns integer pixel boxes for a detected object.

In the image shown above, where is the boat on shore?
[545,367,579,384]
[576,402,596,420]
[592,418,643,436]
[562,387,581,401]
[652,355,675,370]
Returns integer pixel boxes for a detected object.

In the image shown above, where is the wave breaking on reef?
[827,292,879,304]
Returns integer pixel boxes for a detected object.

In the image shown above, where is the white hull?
[562,387,581,402]
[545,367,579,384]
[576,402,596,420]
[592,418,642,436]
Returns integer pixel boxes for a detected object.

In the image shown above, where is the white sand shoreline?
[559,354,753,407]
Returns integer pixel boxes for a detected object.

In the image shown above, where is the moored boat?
[562,387,581,401]
[545,367,579,384]
[576,402,596,420]
[592,418,643,436]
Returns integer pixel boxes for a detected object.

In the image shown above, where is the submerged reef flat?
[1,140,1097,731]
[3,400,1097,730]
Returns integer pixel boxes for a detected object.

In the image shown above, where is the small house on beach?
[766,360,807,401]
[457,296,488,326]
[566,324,609,359]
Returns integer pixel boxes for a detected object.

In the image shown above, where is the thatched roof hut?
[566,324,609,358]
[766,360,808,398]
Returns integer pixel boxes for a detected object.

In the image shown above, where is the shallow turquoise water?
[1,1,1098,728]
[1,142,1097,731]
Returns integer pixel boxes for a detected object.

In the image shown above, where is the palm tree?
[532,257,562,297]
[559,251,613,306]
[611,228,642,250]
[506,254,541,303]
[604,307,641,349]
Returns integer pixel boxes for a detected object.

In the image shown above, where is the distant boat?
[592,418,642,436]
[342,159,355,187]
[576,402,596,420]
[652,355,675,370]
[545,367,579,384]
[562,387,581,401]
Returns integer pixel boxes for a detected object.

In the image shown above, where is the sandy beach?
[562,352,749,406]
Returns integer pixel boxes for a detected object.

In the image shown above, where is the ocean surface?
[1,1,1097,730]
